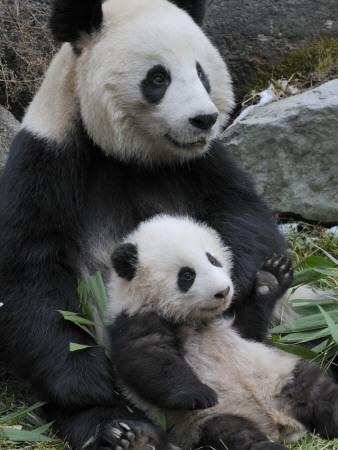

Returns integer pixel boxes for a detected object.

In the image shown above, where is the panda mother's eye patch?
[196,62,210,94]
[177,267,196,292]
[141,65,171,104]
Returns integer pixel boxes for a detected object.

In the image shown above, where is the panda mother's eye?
[177,267,196,293]
[141,64,171,105]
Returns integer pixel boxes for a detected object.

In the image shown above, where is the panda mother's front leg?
[233,254,293,342]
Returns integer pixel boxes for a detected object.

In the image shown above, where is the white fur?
[23,0,233,164]
[109,216,305,449]
[108,215,234,322]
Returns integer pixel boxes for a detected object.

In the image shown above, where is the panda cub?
[107,215,338,450]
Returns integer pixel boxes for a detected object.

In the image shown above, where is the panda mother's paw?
[256,254,293,299]
[95,419,168,449]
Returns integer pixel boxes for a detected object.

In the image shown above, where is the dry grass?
[0,0,57,119]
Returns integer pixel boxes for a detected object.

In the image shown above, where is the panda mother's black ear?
[111,243,138,281]
[171,0,208,26]
[50,0,103,44]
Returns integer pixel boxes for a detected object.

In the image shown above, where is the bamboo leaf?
[293,255,335,270]
[317,305,338,346]
[312,339,330,353]
[270,311,338,333]
[313,268,338,278]
[32,422,54,434]
[278,328,331,343]
[1,401,47,423]
[267,341,319,359]
[154,409,167,431]
[312,242,338,266]
[291,268,325,287]
[0,428,56,442]
[69,342,96,352]
[87,271,108,323]
[57,310,97,326]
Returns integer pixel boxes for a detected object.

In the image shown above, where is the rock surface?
[205,0,338,90]
[222,79,338,223]
[0,107,20,174]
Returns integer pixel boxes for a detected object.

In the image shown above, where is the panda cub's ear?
[50,0,103,45]
[111,243,138,281]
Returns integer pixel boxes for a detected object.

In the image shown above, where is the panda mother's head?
[109,215,234,323]
[48,0,234,165]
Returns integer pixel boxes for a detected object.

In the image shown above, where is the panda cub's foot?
[255,254,293,300]
[96,419,168,450]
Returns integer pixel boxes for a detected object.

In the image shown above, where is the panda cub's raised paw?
[255,254,293,299]
[96,419,168,450]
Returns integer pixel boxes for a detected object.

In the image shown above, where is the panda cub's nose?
[214,286,230,299]
[189,113,218,130]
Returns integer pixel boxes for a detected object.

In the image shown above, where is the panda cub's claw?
[256,254,293,300]
[96,419,168,450]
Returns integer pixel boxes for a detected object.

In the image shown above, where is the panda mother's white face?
[110,216,234,323]
[76,0,234,165]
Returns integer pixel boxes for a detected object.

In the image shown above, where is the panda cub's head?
[109,215,234,323]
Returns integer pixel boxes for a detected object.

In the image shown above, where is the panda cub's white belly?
[166,318,305,448]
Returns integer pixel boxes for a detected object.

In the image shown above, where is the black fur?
[172,0,208,25]
[49,0,103,44]
[109,312,218,410]
[111,243,138,281]
[0,123,287,447]
[198,415,289,450]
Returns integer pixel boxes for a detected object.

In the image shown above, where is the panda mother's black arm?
[108,312,218,410]
[198,142,287,341]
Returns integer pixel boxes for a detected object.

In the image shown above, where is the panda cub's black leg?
[197,414,288,450]
[234,254,293,342]
[280,360,338,439]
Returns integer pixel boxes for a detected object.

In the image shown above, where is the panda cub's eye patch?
[177,267,196,293]
[206,252,222,267]
[196,62,211,94]
[141,64,171,105]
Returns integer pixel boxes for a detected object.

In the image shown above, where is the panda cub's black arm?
[108,312,218,410]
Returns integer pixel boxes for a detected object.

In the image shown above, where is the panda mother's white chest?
[175,318,304,445]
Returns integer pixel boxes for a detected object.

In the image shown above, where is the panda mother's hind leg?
[197,414,288,450]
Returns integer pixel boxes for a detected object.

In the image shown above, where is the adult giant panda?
[0,0,287,448]
[109,215,338,450]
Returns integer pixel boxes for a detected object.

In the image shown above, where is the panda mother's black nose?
[189,113,218,130]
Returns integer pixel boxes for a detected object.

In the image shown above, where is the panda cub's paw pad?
[256,254,293,298]
[262,254,293,289]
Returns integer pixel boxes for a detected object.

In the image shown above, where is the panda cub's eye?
[206,252,222,268]
[177,267,196,293]
[152,73,166,86]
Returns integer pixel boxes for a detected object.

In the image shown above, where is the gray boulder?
[0,106,20,175]
[222,79,338,223]
[205,0,338,90]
